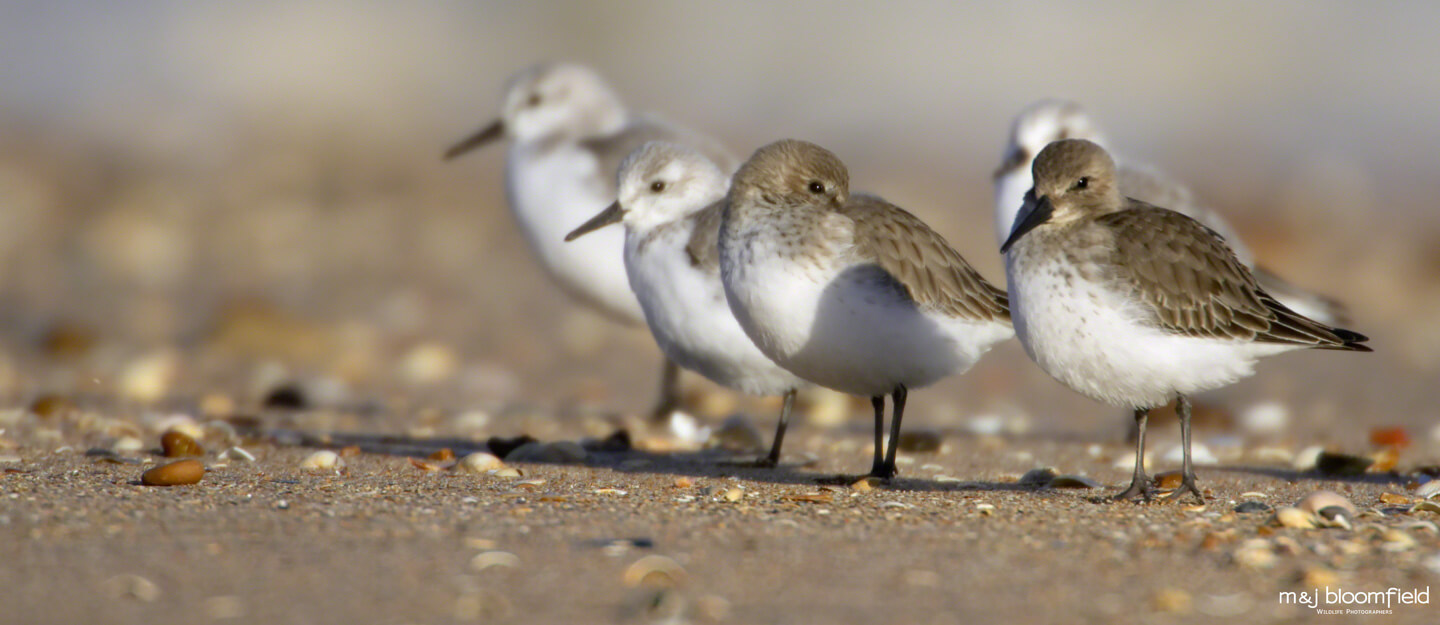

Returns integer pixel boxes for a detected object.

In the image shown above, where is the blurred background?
[1,1,1437,446]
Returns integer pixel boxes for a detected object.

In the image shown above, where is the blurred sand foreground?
[2,3,1440,624]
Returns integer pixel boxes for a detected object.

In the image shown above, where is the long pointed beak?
[1000,192,1053,254]
[443,119,505,161]
[564,201,626,242]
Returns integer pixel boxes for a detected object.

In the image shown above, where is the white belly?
[627,230,803,397]
[723,237,1011,397]
[506,145,643,324]
[1006,250,1295,408]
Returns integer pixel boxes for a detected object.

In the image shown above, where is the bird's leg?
[647,358,683,423]
[867,395,890,478]
[880,385,908,479]
[1115,407,1154,501]
[758,389,797,468]
[1163,394,1205,503]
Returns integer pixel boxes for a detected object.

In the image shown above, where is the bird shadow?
[246,422,1036,493]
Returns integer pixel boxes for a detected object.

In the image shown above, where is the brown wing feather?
[1098,203,1368,351]
[842,195,1009,322]
[683,200,725,274]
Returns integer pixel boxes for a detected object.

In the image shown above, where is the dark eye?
[650,181,666,193]
[526,93,542,107]
[1075,177,1089,190]
[807,181,825,194]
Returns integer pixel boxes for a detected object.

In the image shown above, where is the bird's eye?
[650,181,666,193]
[526,93,542,107]
[1074,176,1089,190]
[807,181,825,194]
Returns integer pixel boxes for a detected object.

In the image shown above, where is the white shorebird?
[564,141,809,466]
[993,99,1348,325]
[719,140,1014,479]
[1001,139,1370,502]
[445,62,738,420]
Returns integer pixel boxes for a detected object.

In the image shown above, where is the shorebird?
[445,62,738,421]
[564,141,808,466]
[1001,139,1370,502]
[993,99,1348,325]
[719,139,1013,479]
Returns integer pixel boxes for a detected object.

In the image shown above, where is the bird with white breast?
[445,62,738,421]
[719,140,1013,479]
[565,141,809,466]
[1001,138,1371,502]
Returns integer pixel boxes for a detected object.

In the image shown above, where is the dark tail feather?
[1328,328,1372,352]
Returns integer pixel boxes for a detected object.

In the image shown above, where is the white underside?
[627,226,804,397]
[722,231,1013,398]
[1005,249,1299,408]
[506,143,643,324]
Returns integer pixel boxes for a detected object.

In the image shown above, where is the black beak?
[564,201,626,242]
[443,119,505,161]
[1000,193,1053,254]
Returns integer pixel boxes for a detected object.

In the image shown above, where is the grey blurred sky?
[2,1,1437,221]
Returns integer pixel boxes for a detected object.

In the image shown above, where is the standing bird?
[993,100,1349,325]
[720,140,1013,479]
[1001,139,1370,502]
[445,63,738,421]
[565,142,808,466]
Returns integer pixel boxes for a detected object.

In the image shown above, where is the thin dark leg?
[880,385,907,479]
[1163,395,1205,503]
[760,389,797,468]
[868,395,886,477]
[1115,407,1153,501]
[647,358,682,423]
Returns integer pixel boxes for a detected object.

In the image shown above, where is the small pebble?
[1152,588,1192,614]
[623,555,687,588]
[974,503,995,516]
[103,574,161,602]
[1415,480,1440,499]
[160,430,204,457]
[1297,490,1355,513]
[141,459,204,486]
[895,429,942,453]
[1251,447,1294,464]
[1232,539,1277,569]
[457,452,505,474]
[1272,507,1317,529]
[1409,498,1440,514]
[1292,445,1325,471]
[299,450,342,471]
[1379,529,1417,552]
[1301,566,1340,588]
[1154,471,1183,490]
[723,487,744,503]
[1163,443,1218,466]
[492,467,522,478]
[851,477,881,492]
[219,447,254,462]
[113,436,145,455]
[1239,401,1289,435]
[1234,501,1271,514]
[470,550,520,571]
